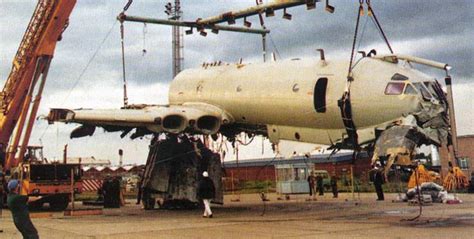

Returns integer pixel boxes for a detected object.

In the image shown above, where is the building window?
[457,157,470,170]
[277,168,292,181]
[294,168,300,180]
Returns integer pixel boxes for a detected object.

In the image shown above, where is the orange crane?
[0,0,76,170]
[0,0,82,211]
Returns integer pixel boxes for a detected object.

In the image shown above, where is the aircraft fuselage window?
[314,78,328,113]
[384,82,405,95]
[391,73,409,81]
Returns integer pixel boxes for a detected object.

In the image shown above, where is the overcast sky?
[1,0,472,165]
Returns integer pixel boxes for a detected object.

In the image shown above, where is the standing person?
[316,173,324,196]
[102,175,112,208]
[136,170,144,205]
[197,171,215,218]
[111,176,121,208]
[372,164,385,201]
[330,173,338,198]
[307,171,316,200]
[119,177,126,206]
[7,179,39,239]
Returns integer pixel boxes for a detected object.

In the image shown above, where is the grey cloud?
[1,0,472,92]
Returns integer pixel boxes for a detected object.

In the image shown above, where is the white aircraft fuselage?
[169,56,435,145]
[48,54,448,154]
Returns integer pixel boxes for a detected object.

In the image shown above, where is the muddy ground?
[1,193,473,238]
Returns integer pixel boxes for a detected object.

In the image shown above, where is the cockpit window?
[391,73,409,81]
[423,81,440,100]
[413,82,432,99]
[385,82,405,95]
[404,84,417,95]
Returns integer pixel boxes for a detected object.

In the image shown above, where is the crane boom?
[0,0,76,169]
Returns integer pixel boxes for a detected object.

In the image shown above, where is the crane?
[0,0,76,170]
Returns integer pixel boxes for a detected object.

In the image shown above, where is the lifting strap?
[338,0,364,150]
[366,0,393,54]
[120,22,128,107]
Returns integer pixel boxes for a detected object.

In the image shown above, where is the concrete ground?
[1,193,473,239]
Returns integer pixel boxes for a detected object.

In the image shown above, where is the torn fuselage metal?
[371,66,450,174]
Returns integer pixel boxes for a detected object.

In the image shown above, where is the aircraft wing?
[47,103,232,139]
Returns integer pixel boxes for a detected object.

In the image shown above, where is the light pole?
[165,1,183,78]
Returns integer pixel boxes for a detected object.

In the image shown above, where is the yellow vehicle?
[15,146,83,211]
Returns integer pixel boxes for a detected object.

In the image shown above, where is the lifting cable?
[254,153,279,216]
[347,0,364,76]
[338,0,364,150]
[256,0,267,62]
[340,0,394,151]
[62,21,117,104]
[269,34,282,60]
[355,17,369,57]
[119,0,133,107]
[120,22,128,107]
[403,165,423,221]
[142,23,148,56]
[366,0,393,54]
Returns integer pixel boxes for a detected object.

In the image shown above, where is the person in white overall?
[197,171,215,218]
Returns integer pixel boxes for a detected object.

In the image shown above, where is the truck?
[16,146,83,211]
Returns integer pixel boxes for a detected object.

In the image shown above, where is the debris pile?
[140,134,222,209]
[398,182,462,204]
[407,165,441,188]
[443,166,469,191]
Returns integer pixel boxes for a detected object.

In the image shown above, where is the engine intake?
[162,115,187,134]
[196,116,221,135]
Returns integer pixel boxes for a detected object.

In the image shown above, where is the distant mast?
[165,0,183,78]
